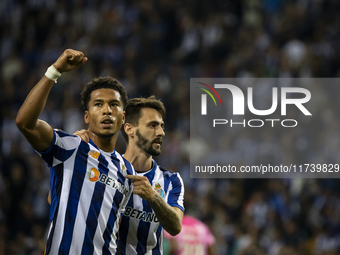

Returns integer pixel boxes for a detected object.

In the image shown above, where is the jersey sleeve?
[167,173,185,212]
[35,129,80,167]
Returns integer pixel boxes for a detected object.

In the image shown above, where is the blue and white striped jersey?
[119,160,185,255]
[37,130,134,255]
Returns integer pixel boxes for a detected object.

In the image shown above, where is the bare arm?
[148,191,184,236]
[126,175,183,235]
[16,49,87,151]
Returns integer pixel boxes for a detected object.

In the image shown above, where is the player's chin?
[98,130,115,139]
[152,148,161,156]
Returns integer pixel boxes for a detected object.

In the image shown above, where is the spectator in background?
[164,215,215,255]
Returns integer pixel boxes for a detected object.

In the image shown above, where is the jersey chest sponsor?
[123,206,159,223]
[86,167,129,196]
[86,150,129,196]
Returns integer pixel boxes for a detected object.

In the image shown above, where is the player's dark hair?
[121,96,166,143]
[81,76,128,110]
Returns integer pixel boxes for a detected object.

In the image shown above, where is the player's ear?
[124,123,134,138]
[84,111,89,124]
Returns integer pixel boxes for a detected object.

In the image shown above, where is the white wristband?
[45,65,61,83]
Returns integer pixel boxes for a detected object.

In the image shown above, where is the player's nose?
[102,103,112,115]
[156,126,165,137]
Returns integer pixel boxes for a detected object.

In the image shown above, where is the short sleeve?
[35,129,80,167]
[167,173,185,212]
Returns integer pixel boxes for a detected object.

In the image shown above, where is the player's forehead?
[90,88,122,103]
[139,107,163,124]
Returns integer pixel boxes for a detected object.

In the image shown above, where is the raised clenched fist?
[53,49,88,73]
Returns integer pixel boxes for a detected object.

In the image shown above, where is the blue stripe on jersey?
[111,154,125,184]
[135,167,156,254]
[49,162,65,222]
[136,199,152,254]
[46,163,64,255]
[167,174,184,211]
[53,147,76,163]
[49,166,58,221]
[38,132,56,167]
[102,191,123,255]
[58,142,90,253]
[119,195,133,255]
[152,225,162,255]
[144,161,157,179]
[56,130,73,137]
[82,153,109,255]
[123,158,134,175]
[162,170,170,194]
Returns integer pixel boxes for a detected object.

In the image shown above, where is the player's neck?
[88,131,117,153]
[124,146,153,173]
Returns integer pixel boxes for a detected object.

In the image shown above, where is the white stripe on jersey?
[69,143,98,254]
[177,175,185,209]
[125,194,143,248]
[168,174,185,209]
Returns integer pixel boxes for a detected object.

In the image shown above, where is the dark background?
[1,0,340,254]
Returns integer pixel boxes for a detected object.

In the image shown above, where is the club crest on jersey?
[121,162,127,176]
[154,183,164,198]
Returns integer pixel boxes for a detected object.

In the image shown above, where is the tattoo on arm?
[149,192,182,236]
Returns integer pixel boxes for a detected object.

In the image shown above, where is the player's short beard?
[136,129,161,156]
[98,132,115,139]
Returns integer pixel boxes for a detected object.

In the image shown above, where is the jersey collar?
[89,138,117,158]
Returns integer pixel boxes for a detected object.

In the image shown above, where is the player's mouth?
[101,117,114,128]
[153,139,162,147]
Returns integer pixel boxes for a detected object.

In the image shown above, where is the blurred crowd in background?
[1,0,340,254]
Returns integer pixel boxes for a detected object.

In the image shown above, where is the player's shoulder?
[156,163,181,179]
[54,129,72,137]
[54,129,80,141]
[53,129,81,147]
